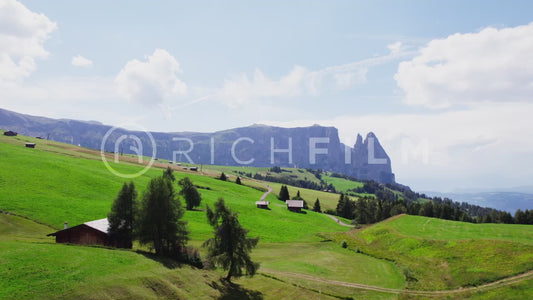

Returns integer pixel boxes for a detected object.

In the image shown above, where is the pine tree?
[108,182,137,248]
[278,185,290,201]
[137,176,189,256]
[219,172,227,181]
[178,177,202,210]
[313,198,322,213]
[336,193,345,216]
[235,177,242,185]
[163,166,175,182]
[203,198,259,282]
[292,190,303,200]
[342,195,355,219]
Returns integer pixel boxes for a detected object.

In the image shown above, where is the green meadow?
[326,215,533,291]
[1,132,532,299]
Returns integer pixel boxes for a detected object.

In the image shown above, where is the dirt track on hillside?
[261,268,533,297]
[324,214,355,227]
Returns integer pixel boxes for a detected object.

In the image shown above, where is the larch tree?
[163,166,175,182]
[203,198,259,282]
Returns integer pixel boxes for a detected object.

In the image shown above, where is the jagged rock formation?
[0,108,395,183]
[350,132,395,183]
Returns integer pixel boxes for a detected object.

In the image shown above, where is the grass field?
[322,173,363,192]
[326,215,533,291]
[387,214,533,245]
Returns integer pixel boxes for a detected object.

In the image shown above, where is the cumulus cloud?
[395,23,533,108]
[71,55,93,67]
[0,0,57,82]
[115,49,187,105]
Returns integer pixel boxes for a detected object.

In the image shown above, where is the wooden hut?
[255,200,270,209]
[286,200,304,213]
[3,131,17,136]
[25,143,36,148]
[47,218,115,247]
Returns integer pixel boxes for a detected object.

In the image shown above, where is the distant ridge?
[0,108,395,183]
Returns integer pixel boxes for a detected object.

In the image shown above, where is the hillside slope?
[326,215,533,291]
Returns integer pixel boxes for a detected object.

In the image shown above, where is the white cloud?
[387,41,403,55]
[0,0,57,82]
[71,55,93,68]
[115,49,187,105]
[395,23,533,108]
[218,66,322,108]
[260,102,533,191]
[217,43,410,108]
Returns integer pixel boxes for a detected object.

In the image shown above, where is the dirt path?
[260,184,272,201]
[262,269,533,296]
[325,214,355,227]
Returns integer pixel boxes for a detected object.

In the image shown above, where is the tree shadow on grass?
[136,250,182,269]
[209,279,263,300]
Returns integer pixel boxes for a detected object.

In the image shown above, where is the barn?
[47,218,115,247]
[286,200,304,213]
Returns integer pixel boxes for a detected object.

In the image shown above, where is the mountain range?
[0,108,395,184]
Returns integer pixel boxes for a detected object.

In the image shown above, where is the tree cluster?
[107,168,259,281]
[254,173,332,192]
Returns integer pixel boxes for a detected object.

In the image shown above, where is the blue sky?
[2,0,533,192]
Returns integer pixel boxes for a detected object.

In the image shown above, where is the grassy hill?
[1,132,532,299]
[325,215,533,292]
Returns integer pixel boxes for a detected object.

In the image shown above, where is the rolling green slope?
[388,214,533,245]
[326,215,533,291]
[0,214,337,300]
[0,135,350,242]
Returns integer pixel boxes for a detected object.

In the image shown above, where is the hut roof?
[84,218,109,234]
[255,201,269,205]
[286,200,304,208]
[47,218,109,236]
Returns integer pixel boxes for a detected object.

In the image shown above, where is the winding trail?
[259,184,272,201]
[261,269,533,296]
[325,214,355,227]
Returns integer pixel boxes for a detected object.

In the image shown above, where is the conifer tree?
[108,181,137,248]
[313,198,322,213]
[163,166,175,182]
[178,177,202,210]
[137,176,189,256]
[219,172,227,181]
[278,185,290,201]
[204,198,259,282]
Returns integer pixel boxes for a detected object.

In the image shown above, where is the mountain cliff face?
[0,108,395,183]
